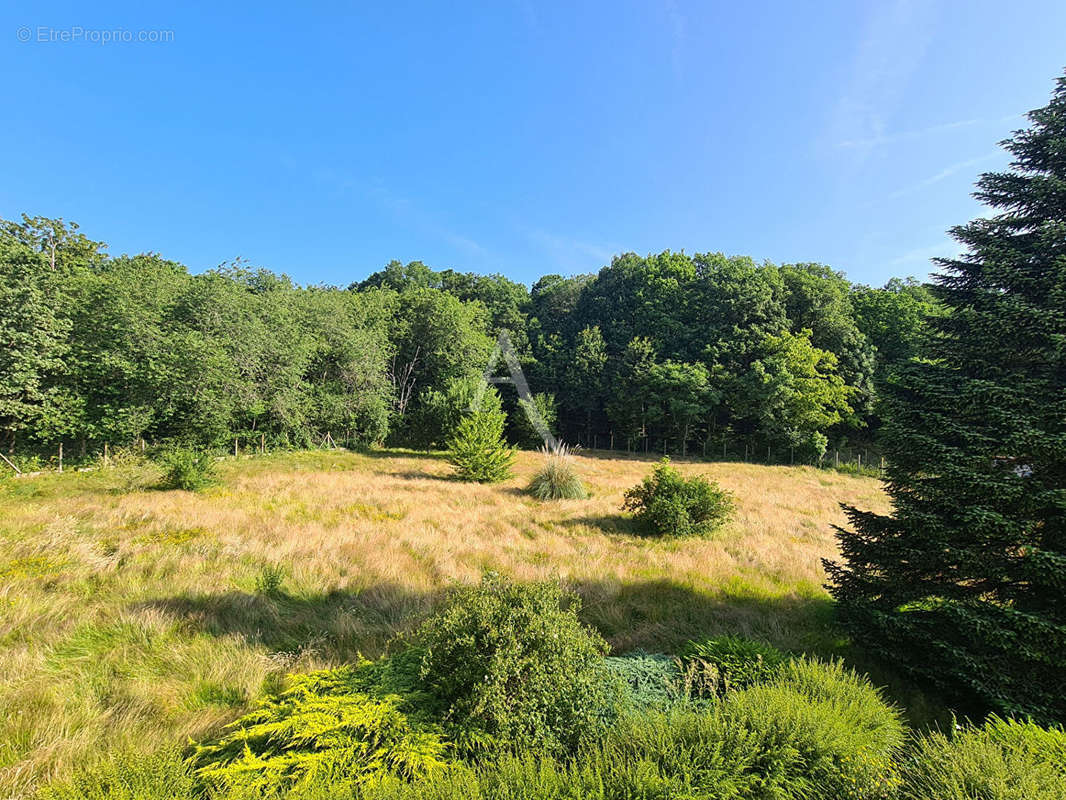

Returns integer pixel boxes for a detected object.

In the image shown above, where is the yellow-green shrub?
[193,667,450,795]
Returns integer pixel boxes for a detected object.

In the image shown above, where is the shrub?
[900,715,1066,800]
[718,661,906,799]
[413,573,619,754]
[604,652,686,711]
[527,443,586,500]
[36,749,197,800]
[622,458,734,537]
[681,636,789,695]
[446,388,515,483]
[192,667,450,795]
[155,447,216,491]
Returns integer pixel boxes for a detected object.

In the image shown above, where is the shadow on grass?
[139,583,445,661]
[559,514,644,537]
[139,578,836,661]
[139,577,951,728]
[357,447,452,462]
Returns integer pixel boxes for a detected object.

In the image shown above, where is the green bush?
[604,652,686,711]
[192,667,450,795]
[681,636,788,695]
[155,447,217,491]
[622,458,734,537]
[446,388,515,483]
[527,443,586,500]
[413,573,619,755]
[900,715,1066,800]
[36,749,197,800]
[718,660,905,799]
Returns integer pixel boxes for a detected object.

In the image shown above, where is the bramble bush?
[155,447,217,491]
[622,458,734,537]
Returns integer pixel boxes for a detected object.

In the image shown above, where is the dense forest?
[0,214,939,463]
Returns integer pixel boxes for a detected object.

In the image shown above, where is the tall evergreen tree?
[825,74,1066,723]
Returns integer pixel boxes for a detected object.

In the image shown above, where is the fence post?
[58,442,63,473]
[834,449,839,468]
[234,437,238,457]
[104,442,109,466]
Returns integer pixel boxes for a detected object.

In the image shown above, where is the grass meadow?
[0,448,895,798]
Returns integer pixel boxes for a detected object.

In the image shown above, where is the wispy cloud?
[662,0,687,79]
[884,151,1000,200]
[887,240,957,267]
[837,117,980,150]
[299,164,487,260]
[828,0,936,164]
[522,227,619,272]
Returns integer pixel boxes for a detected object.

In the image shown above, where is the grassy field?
[0,448,892,798]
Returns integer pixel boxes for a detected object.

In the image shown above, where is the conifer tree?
[826,74,1066,723]
[447,385,515,483]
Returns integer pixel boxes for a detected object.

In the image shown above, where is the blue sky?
[2,1,1064,288]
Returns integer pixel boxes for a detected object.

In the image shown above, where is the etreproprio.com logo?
[16,26,174,44]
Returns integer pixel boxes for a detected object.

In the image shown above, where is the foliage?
[2,209,931,463]
[412,573,618,755]
[899,716,1066,800]
[512,391,558,450]
[407,376,484,450]
[255,563,286,595]
[681,636,789,695]
[716,666,904,800]
[851,277,942,377]
[445,388,515,483]
[603,652,686,711]
[826,74,1066,724]
[192,667,450,794]
[622,458,734,537]
[155,448,217,491]
[35,749,198,800]
[738,329,853,459]
[527,443,586,500]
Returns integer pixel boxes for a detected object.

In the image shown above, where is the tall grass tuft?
[527,443,586,500]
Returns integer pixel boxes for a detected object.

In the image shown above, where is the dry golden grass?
[0,448,889,798]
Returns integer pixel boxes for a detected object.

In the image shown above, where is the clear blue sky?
[2,1,1064,288]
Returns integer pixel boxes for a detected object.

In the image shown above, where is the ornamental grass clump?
[527,442,586,500]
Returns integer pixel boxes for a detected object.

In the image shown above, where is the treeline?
[0,214,939,461]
